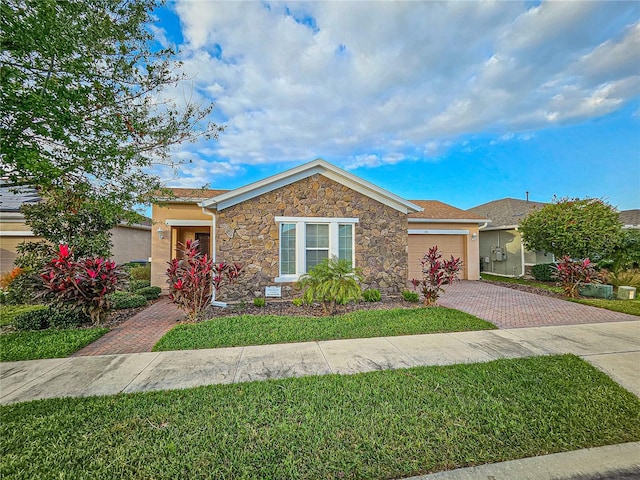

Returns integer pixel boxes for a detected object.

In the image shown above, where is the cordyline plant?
[39,244,125,325]
[554,256,600,298]
[166,240,243,321]
[411,246,463,306]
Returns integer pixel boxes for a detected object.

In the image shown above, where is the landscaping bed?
[204,294,416,319]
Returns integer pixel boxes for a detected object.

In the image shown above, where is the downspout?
[515,225,525,278]
[201,206,227,307]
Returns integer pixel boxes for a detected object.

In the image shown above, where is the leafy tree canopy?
[1,0,221,216]
[519,197,623,260]
[21,188,119,259]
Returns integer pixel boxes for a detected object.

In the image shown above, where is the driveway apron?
[439,281,638,329]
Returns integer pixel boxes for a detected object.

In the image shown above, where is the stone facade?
[215,174,408,301]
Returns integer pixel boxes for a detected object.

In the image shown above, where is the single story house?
[151,159,485,302]
[466,197,554,277]
[0,186,151,273]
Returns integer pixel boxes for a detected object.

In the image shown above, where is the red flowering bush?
[166,240,243,321]
[554,256,600,298]
[411,245,463,306]
[39,244,125,324]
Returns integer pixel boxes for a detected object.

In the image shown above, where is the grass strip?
[0,305,46,327]
[0,328,108,362]
[2,355,639,479]
[153,307,496,351]
[569,298,640,316]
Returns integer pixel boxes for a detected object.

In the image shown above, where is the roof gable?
[200,159,422,214]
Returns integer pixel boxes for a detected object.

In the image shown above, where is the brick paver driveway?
[439,281,637,328]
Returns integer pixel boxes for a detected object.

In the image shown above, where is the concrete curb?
[402,442,640,480]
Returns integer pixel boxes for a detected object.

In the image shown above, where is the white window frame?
[274,216,358,282]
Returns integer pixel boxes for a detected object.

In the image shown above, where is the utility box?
[617,286,636,300]
[579,284,614,299]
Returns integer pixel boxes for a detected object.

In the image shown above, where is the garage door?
[408,234,466,281]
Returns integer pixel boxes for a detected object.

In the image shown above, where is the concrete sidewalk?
[2,320,638,404]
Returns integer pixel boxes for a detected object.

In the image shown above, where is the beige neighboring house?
[151,159,486,303]
[467,197,555,277]
[0,186,151,273]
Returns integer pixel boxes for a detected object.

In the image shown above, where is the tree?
[20,187,119,259]
[1,0,221,216]
[519,197,623,260]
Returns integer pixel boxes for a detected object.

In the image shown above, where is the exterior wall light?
[471,233,477,241]
[157,227,165,240]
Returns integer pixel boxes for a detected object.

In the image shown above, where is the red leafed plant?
[166,240,243,321]
[411,245,463,306]
[554,256,600,298]
[39,244,125,325]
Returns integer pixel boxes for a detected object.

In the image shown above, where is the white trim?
[481,225,519,231]
[408,218,485,224]
[275,216,359,224]
[0,230,35,236]
[275,216,358,279]
[164,219,212,227]
[408,229,469,235]
[201,159,422,214]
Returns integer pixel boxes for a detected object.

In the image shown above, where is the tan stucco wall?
[151,203,213,292]
[1,220,150,274]
[408,222,480,280]
[110,226,151,265]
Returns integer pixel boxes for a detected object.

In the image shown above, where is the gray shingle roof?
[619,209,640,227]
[0,185,41,212]
[466,198,547,228]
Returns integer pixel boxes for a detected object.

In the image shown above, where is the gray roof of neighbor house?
[619,209,640,227]
[466,197,547,229]
[0,185,41,212]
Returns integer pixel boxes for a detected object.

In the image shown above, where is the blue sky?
[149,1,640,211]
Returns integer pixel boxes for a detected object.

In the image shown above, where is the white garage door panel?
[408,234,466,280]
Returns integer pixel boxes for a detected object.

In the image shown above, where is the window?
[275,217,358,281]
[280,223,296,275]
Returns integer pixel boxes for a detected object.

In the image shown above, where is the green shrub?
[135,286,161,300]
[129,279,151,292]
[49,309,90,329]
[13,309,50,331]
[296,257,363,315]
[13,308,89,331]
[362,288,381,302]
[253,297,266,307]
[532,263,556,282]
[292,298,304,307]
[402,290,420,303]
[129,264,151,281]
[108,291,147,309]
[605,269,640,289]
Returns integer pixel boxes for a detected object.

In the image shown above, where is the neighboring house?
[151,159,486,302]
[466,197,554,277]
[619,209,640,229]
[0,186,151,273]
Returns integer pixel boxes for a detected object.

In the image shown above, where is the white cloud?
[159,0,639,174]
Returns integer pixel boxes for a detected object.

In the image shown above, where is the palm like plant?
[296,257,363,315]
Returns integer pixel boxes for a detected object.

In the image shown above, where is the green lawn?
[570,297,640,316]
[0,328,108,362]
[154,307,496,352]
[0,304,45,327]
[2,355,639,480]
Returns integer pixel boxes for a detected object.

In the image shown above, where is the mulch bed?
[203,295,418,319]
